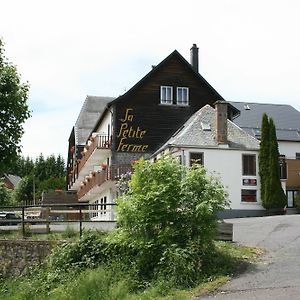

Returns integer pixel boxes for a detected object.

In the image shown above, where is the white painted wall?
[171,147,262,211]
[89,186,116,221]
[278,141,300,159]
[94,110,112,136]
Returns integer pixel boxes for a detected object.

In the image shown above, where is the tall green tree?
[14,175,34,205]
[264,118,286,209]
[0,180,13,206]
[0,39,31,174]
[259,113,270,207]
[7,153,66,204]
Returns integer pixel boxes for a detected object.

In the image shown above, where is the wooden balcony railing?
[77,165,132,200]
[77,135,112,174]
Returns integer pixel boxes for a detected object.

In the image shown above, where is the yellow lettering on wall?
[117,108,149,153]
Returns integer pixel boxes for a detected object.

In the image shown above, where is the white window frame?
[177,87,189,106]
[100,196,107,215]
[160,86,173,105]
[90,199,99,218]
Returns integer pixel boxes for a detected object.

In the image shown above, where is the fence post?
[22,206,25,239]
[79,206,82,238]
[45,207,50,234]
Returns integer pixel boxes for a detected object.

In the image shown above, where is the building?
[2,174,21,190]
[66,45,239,220]
[67,45,300,220]
[151,101,262,218]
[230,101,300,208]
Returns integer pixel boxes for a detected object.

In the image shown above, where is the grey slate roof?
[229,101,300,141]
[75,96,115,145]
[156,105,259,153]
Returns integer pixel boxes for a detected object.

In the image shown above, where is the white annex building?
[152,101,263,218]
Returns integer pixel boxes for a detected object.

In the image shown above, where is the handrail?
[77,165,132,200]
[77,134,111,173]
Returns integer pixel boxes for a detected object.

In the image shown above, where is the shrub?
[47,231,108,273]
[61,225,77,239]
[115,156,228,286]
[156,243,201,288]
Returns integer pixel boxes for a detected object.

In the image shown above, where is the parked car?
[0,211,21,226]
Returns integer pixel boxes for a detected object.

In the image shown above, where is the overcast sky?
[1,0,300,160]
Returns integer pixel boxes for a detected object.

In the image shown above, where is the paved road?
[196,215,300,300]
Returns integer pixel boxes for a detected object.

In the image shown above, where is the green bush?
[115,156,228,286]
[156,243,201,288]
[61,225,77,239]
[0,156,230,298]
[47,231,107,274]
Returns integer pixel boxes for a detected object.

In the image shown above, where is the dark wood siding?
[113,54,222,154]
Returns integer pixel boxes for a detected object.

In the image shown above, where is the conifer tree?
[264,118,286,209]
[259,113,270,208]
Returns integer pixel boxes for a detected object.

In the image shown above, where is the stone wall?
[0,239,57,277]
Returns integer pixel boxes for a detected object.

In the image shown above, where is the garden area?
[0,157,262,299]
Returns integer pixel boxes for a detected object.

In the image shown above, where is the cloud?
[1,0,300,161]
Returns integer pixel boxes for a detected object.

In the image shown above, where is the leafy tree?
[114,156,228,286]
[0,38,31,174]
[38,177,66,193]
[264,118,286,209]
[14,175,34,205]
[0,180,13,206]
[8,153,66,204]
[259,113,270,207]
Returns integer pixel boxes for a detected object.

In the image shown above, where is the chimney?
[190,44,199,73]
[214,100,228,144]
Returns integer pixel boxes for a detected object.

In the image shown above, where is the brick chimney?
[215,100,228,144]
[190,44,199,73]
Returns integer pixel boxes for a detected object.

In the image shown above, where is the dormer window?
[177,87,189,105]
[160,86,173,105]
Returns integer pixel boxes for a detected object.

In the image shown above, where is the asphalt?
[195,215,300,300]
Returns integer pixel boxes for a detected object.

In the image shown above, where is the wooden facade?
[286,159,300,188]
[67,47,240,199]
[109,51,234,160]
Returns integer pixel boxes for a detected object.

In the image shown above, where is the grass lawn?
[0,240,263,300]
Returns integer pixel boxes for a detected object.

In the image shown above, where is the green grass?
[0,241,263,300]
[0,228,79,240]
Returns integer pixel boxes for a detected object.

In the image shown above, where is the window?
[241,189,257,202]
[242,154,256,175]
[190,152,204,166]
[176,155,182,164]
[90,200,99,218]
[296,153,300,160]
[177,87,189,105]
[100,196,107,215]
[160,86,173,104]
[279,155,287,179]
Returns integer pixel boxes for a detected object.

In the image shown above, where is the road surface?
[196,215,300,300]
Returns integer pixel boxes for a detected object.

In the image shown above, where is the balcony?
[77,165,132,201]
[78,134,111,173]
[68,134,112,190]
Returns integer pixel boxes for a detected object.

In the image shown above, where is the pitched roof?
[75,95,115,145]
[3,174,22,188]
[229,101,300,141]
[154,104,259,154]
[108,50,225,105]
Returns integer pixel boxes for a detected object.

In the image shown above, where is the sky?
[1,0,300,161]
